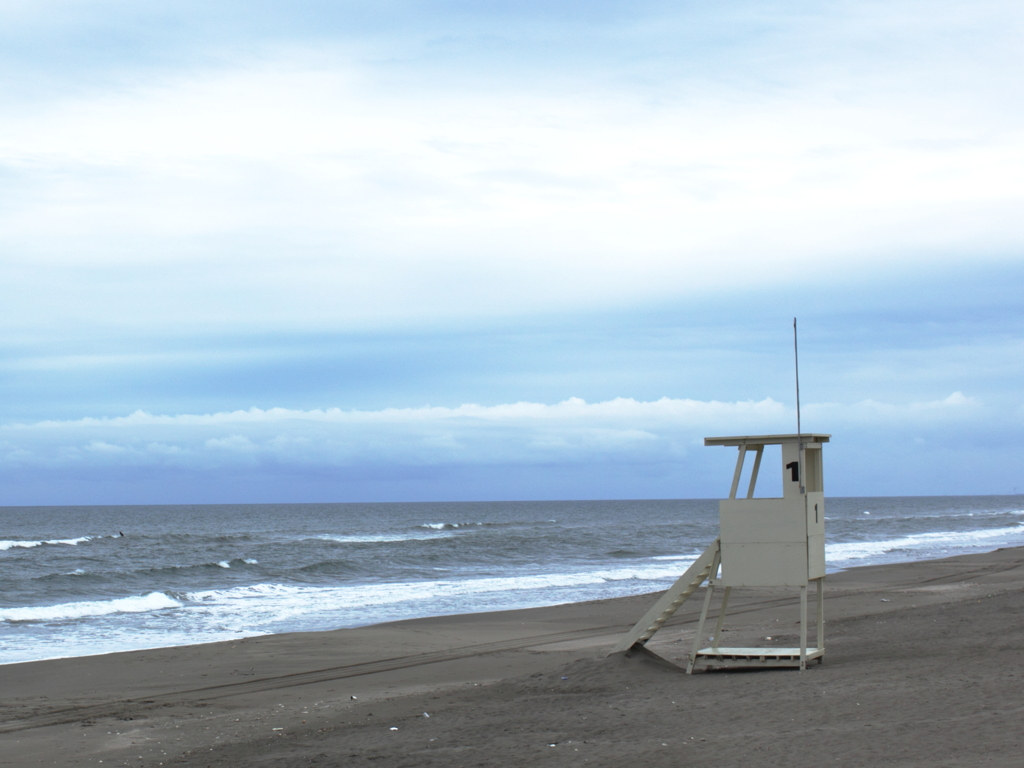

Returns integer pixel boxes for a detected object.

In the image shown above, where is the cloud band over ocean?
[0,393,983,473]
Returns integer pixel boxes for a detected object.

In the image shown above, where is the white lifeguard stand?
[611,433,830,672]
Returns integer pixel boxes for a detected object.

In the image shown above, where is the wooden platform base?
[692,646,824,670]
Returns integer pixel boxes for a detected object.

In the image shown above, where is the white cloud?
[805,391,982,424]
[7,59,1018,270]
[0,393,995,472]
[2,2,1024,334]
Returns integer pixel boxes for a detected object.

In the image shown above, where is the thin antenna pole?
[794,317,804,494]
[793,318,802,438]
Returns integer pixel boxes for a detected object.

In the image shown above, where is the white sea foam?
[6,499,1023,667]
[0,631,268,666]
[316,532,453,543]
[827,524,1024,565]
[0,592,181,623]
[847,510,1022,521]
[0,536,93,551]
[160,559,257,572]
[179,560,699,629]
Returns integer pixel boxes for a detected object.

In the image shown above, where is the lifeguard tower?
[611,433,830,672]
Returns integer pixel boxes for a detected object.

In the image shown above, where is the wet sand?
[3,546,1024,767]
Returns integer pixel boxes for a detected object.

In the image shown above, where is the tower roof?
[704,433,830,446]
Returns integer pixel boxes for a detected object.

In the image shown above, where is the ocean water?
[2,496,1023,665]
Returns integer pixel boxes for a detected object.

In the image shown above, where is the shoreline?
[5,494,1024,669]
[7,540,1024,669]
[3,545,1024,766]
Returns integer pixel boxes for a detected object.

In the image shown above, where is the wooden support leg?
[686,565,718,675]
[711,586,731,651]
[799,585,808,672]
[816,576,825,663]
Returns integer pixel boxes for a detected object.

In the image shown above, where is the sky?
[1,0,1023,505]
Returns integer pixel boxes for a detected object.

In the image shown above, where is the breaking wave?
[0,592,181,623]
[0,536,95,551]
[827,524,1024,565]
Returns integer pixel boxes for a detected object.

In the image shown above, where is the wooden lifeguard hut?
[611,432,830,672]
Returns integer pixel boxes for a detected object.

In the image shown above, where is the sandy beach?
[3,546,1024,767]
